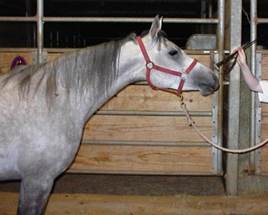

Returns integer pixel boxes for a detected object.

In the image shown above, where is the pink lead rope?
[136,36,197,95]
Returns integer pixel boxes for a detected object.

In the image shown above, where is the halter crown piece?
[136,36,197,95]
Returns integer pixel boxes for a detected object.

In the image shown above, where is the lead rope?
[178,95,268,154]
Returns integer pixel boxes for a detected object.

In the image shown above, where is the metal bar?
[250,0,257,174]
[0,48,223,55]
[226,0,242,195]
[217,0,225,54]
[0,16,36,22]
[0,47,227,55]
[257,18,268,23]
[0,16,218,24]
[214,0,224,177]
[96,110,212,117]
[37,0,44,64]
[0,48,217,55]
[43,17,219,24]
[255,52,262,174]
[211,53,222,175]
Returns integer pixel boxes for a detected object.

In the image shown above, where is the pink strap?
[153,64,182,77]
[136,36,197,96]
[176,59,198,94]
[136,36,151,63]
[177,79,185,94]
[185,59,197,74]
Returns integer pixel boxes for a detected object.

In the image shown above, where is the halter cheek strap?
[177,58,198,93]
[136,36,197,95]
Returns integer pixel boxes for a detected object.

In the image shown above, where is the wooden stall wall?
[0,49,216,175]
[259,52,268,174]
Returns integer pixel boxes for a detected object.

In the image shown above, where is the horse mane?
[52,32,137,97]
[0,33,137,106]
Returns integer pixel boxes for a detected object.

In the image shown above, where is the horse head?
[137,15,219,96]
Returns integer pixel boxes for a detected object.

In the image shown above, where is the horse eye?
[168,50,178,56]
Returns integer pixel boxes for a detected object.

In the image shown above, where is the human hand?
[236,47,247,67]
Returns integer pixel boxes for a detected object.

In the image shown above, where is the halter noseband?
[136,36,197,95]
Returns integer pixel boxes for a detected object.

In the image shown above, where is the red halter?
[136,36,197,95]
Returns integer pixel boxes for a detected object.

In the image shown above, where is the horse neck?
[71,39,146,122]
[107,39,146,93]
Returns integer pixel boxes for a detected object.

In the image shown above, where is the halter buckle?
[146,62,154,70]
[181,73,187,80]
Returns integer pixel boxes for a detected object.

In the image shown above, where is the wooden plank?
[261,116,268,133]
[259,116,268,173]
[190,54,211,67]
[101,85,211,112]
[259,146,268,174]
[2,192,268,215]
[46,53,63,62]
[256,53,268,174]
[261,54,268,112]
[83,115,212,143]
[261,104,268,113]
[68,145,213,174]
[261,54,268,79]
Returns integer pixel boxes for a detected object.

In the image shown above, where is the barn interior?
[1,0,268,48]
[1,0,268,214]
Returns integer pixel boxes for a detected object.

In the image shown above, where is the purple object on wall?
[10,55,27,70]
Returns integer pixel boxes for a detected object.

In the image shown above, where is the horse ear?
[149,15,163,40]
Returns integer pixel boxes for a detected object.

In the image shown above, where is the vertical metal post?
[211,52,222,174]
[37,0,44,64]
[200,0,206,33]
[217,0,225,56]
[208,0,213,18]
[25,0,32,47]
[213,0,224,176]
[226,0,242,195]
[255,52,262,174]
[250,0,257,171]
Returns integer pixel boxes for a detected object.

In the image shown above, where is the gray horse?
[0,15,219,215]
